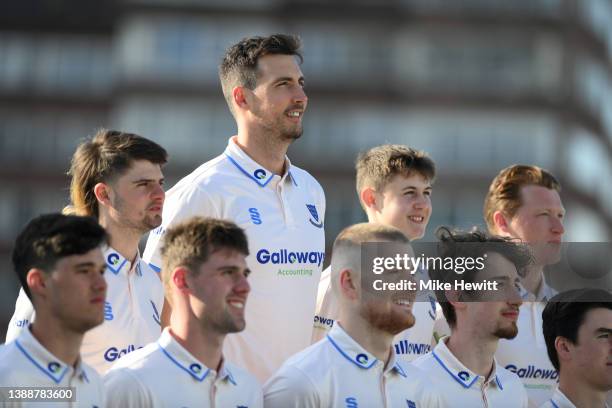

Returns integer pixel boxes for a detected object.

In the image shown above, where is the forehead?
[116,160,163,182]
[53,247,105,272]
[580,307,612,332]
[255,54,303,83]
[518,185,563,210]
[196,248,247,275]
[382,173,432,192]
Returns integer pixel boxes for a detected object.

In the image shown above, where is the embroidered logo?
[306,204,323,228]
[249,208,262,225]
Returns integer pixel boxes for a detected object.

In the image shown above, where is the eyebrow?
[401,185,432,191]
[131,177,164,184]
[74,262,99,269]
[274,76,305,84]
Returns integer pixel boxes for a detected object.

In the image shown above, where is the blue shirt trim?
[495,375,503,390]
[224,153,273,188]
[432,350,479,389]
[158,344,210,382]
[288,171,298,187]
[106,258,128,275]
[550,400,560,408]
[149,263,161,273]
[325,334,377,370]
[15,340,68,384]
[394,363,407,378]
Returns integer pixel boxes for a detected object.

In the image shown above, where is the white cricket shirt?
[539,387,610,408]
[103,328,262,408]
[0,326,105,408]
[5,246,164,374]
[413,337,529,408]
[312,265,438,362]
[143,137,326,383]
[496,302,558,407]
[263,323,442,408]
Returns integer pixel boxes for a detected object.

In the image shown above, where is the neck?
[521,264,544,298]
[169,309,225,373]
[234,128,289,176]
[98,214,141,263]
[30,316,83,367]
[560,373,607,408]
[339,312,394,365]
[446,327,498,377]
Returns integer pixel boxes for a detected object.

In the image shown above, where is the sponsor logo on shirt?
[306,204,323,228]
[505,365,559,380]
[152,226,165,236]
[14,319,29,327]
[104,302,114,321]
[104,344,144,362]
[345,397,358,408]
[314,315,334,329]
[254,169,266,180]
[458,371,471,381]
[406,400,417,408]
[394,341,431,356]
[355,353,369,364]
[249,208,262,225]
[107,253,120,267]
[256,249,325,267]
[151,300,161,326]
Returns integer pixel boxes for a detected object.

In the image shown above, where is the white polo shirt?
[143,137,326,383]
[413,338,529,408]
[539,387,610,408]
[312,265,439,362]
[496,302,558,407]
[0,326,105,408]
[103,328,262,408]
[5,246,164,374]
[264,323,442,407]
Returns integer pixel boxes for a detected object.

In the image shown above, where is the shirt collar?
[549,387,609,408]
[157,328,236,385]
[15,326,90,384]
[432,337,504,390]
[520,276,557,302]
[223,136,297,188]
[326,323,406,377]
[104,246,142,277]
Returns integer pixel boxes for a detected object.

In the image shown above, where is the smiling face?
[566,308,612,391]
[246,54,307,142]
[43,247,107,333]
[106,160,165,234]
[372,174,432,240]
[187,248,251,334]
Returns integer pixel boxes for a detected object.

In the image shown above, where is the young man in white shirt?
[313,144,439,362]
[485,164,565,406]
[0,214,108,407]
[413,227,530,408]
[540,289,612,408]
[143,34,325,383]
[264,223,442,407]
[105,217,262,407]
[6,130,168,373]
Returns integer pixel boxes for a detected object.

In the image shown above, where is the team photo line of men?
[0,33,610,408]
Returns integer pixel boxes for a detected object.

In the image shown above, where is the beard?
[358,300,415,335]
[112,194,161,234]
[493,322,519,339]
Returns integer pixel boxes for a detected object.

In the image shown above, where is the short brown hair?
[160,217,249,301]
[355,144,435,209]
[432,227,532,329]
[67,129,167,218]
[484,164,561,232]
[219,34,302,116]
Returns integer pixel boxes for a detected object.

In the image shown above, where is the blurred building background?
[1,0,611,337]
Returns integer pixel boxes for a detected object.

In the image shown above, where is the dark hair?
[160,217,249,298]
[542,289,612,371]
[219,34,302,115]
[67,129,167,218]
[12,213,108,300]
[432,227,532,328]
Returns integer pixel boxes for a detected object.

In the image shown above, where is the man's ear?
[492,210,511,235]
[339,268,359,301]
[360,187,379,211]
[172,266,191,294]
[93,183,111,207]
[555,336,572,366]
[26,268,47,298]
[233,86,249,110]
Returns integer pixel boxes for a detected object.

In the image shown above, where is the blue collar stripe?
[15,340,68,384]
[288,171,298,187]
[227,371,237,386]
[394,363,407,378]
[159,344,210,382]
[325,335,377,370]
[432,351,479,389]
[107,258,128,275]
[550,400,560,408]
[495,375,503,390]
[224,154,273,187]
[149,263,161,273]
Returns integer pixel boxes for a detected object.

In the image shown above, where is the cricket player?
[6,130,168,374]
[540,289,612,408]
[485,164,565,406]
[264,223,442,407]
[143,34,325,382]
[313,144,440,362]
[104,217,262,407]
[0,214,107,407]
[412,227,531,407]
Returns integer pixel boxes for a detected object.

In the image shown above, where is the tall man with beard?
[413,228,531,407]
[264,223,442,407]
[6,130,168,374]
[144,34,326,383]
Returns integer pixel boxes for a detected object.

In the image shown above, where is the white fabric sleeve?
[143,185,219,270]
[263,366,320,408]
[103,368,152,408]
[5,287,35,342]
